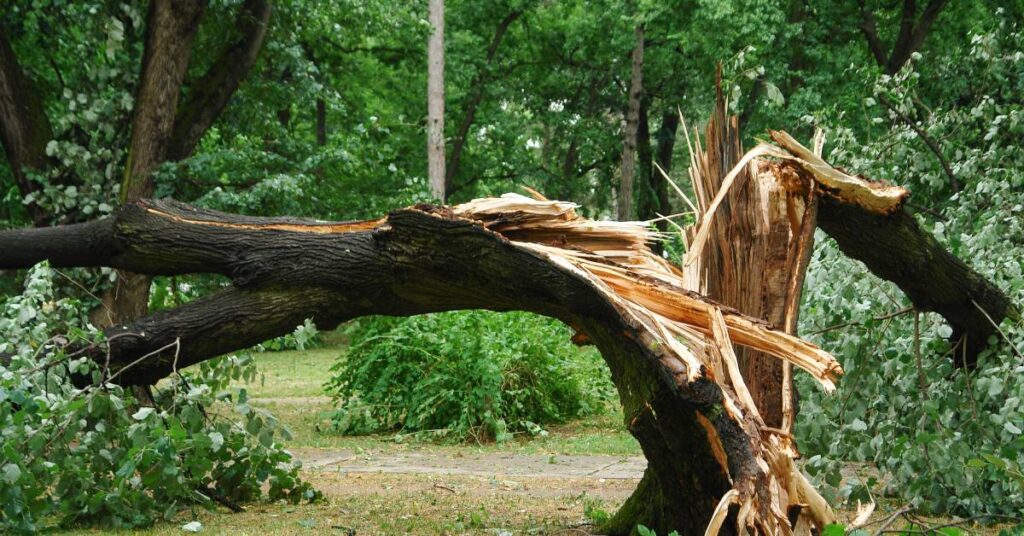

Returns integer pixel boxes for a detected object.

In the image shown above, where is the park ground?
[61,342,1007,535]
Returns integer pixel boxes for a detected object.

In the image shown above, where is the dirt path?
[291,448,646,480]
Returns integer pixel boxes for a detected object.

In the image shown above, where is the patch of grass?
[57,472,637,535]
[242,347,340,399]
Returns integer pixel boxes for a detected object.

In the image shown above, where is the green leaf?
[822,524,847,536]
[2,464,21,484]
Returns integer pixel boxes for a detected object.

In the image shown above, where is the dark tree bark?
[817,198,1010,366]
[105,0,207,327]
[316,98,327,146]
[637,108,678,232]
[104,0,270,327]
[0,26,55,224]
[444,9,522,196]
[618,25,644,221]
[858,0,950,75]
[0,198,836,535]
[168,0,272,161]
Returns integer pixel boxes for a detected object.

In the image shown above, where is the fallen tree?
[0,126,1010,534]
[3,193,840,535]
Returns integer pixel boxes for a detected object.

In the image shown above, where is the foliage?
[325,311,616,442]
[797,12,1024,518]
[0,264,318,533]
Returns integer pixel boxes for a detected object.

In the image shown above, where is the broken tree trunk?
[769,130,1013,367]
[1,195,839,536]
[682,92,803,430]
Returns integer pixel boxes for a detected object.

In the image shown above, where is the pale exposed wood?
[770,130,909,214]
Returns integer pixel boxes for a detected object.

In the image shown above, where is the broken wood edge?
[769,130,909,214]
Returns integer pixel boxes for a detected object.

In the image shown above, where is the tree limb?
[445,9,523,194]
[168,0,272,161]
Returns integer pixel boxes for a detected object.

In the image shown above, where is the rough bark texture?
[102,0,207,328]
[0,199,789,535]
[122,0,206,202]
[617,25,644,221]
[817,196,1011,366]
[427,0,446,201]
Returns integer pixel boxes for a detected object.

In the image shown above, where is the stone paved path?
[290,448,646,480]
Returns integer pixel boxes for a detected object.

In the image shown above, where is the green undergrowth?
[324,312,618,443]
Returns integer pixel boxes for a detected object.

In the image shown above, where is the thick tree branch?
[168,0,272,161]
[772,132,1010,365]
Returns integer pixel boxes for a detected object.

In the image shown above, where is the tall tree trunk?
[104,0,271,328]
[167,0,271,161]
[106,0,206,327]
[427,0,446,201]
[316,98,327,146]
[637,106,678,233]
[0,26,55,225]
[654,111,680,224]
[634,98,654,221]
[617,25,644,221]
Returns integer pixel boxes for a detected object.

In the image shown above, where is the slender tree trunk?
[316,98,327,146]
[0,26,55,225]
[444,10,522,195]
[617,25,644,221]
[634,98,654,221]
[427,0,446,201]
[654,111,679,223]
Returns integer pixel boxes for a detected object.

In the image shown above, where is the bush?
[325,311,616,442]
[0,263,319,533]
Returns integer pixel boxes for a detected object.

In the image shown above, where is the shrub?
[325,311,616,442]
[0,263,319,533]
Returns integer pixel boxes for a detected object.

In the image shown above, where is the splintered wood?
[454,189,839,535]
[452,127,896,535]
